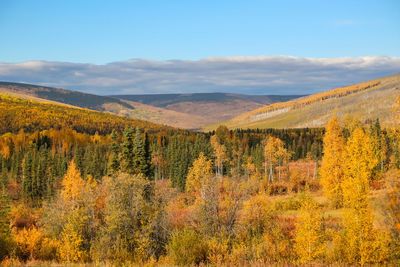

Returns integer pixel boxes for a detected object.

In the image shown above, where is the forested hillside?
[0,94,173,135]
[0,82,304,129]
[1,90,400,265]
[207,73,400,130]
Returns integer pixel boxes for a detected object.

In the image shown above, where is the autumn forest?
[0,90,398,266]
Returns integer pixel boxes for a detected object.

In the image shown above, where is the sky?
[0,0,399,95]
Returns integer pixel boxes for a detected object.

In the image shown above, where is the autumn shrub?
[289,169,306,193]
[289,169,320,193]
[268,181,288,195]
[167,228,208,265]
[0,236,13,263]
[12,226,43,261]
[226,242,247,265]
[206,237,230,265]
[249,223,294,263]
[10,204,39,230]
[273,197,302,211]
[239,193,274,237]
[37,237,59,261]
[166,194,196,230]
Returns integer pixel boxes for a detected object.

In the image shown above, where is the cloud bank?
[0,56,399,95]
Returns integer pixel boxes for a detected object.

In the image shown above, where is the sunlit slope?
[0,82,208,129]
[0,94,174,135]
[205,73,400,130]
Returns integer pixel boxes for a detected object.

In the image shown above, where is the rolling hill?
[0,81,134,111]
[113,93,303,126]
[205,73,400,130]
[0,82,211,129]
[0,82,303,129]
[0,94,174,135]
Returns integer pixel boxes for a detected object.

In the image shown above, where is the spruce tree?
[36,145,49,201]
[133,127,150,177]
[121,127,135,174]
[1,159,8,190]
[23,151,33,200]
[73,145,84,175]
[110,129,120,173]
[0,191,11,261]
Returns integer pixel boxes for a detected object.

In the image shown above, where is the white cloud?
[0,56,399,95]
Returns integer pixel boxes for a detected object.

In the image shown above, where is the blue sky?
[0,1,399,95]
[1,0,399,64]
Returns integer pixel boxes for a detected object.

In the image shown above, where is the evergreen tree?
[133,127,150,177]
[23,151,33,200]
[1,159,8,190]
[73,145,84,175]
[143,131,152,177]
[121,127,135,174]
[110,129,120,173]
[0,191,11,261]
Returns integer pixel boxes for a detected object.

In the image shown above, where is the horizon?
[0,56,399,95]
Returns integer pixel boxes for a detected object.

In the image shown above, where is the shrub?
[268,182,288,195]
[274,197,302,211]
[167,229,208,265]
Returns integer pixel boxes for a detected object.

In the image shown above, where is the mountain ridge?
[205,73,400,130]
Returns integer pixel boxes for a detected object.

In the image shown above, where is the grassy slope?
[103,100,210,130]
[114,93,304,126]
[205,73,400,130]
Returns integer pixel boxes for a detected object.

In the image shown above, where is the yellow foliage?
[206,237,230,265]
[59,223,88,263]
[294,196,326,264]
[210,135,227,176]
[61,160,86,202]
[0,93,170,135]
[186,152,213,193]
[12,226,43,260]
[37,237,59,261]
[240,193,272,236]
[342,128,376,209]
[341,127,389,264]
[320,117,345,208]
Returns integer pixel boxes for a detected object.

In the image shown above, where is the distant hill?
[0,81,303,129]
[0,81,134,111]
[205,73,400,130]
[113,93,303,126]
[0,82,212,129]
